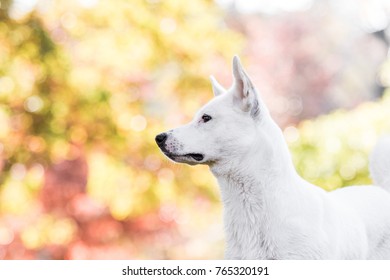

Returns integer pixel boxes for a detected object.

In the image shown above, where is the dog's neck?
[211,144,298,204]
[209,119,300,259]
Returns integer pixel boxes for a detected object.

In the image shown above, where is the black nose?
[155,133,167,146]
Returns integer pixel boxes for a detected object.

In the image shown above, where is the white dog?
[155,56,390,259]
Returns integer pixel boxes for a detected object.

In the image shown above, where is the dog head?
[156,56,272,166]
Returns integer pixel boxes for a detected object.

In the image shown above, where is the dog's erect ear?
[210,75,225,97]
[232,55,260,118]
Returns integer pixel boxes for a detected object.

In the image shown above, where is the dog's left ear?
[210,75,225,97]
[232,55,260,118]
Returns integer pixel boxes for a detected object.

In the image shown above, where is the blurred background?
[0,0,390,259]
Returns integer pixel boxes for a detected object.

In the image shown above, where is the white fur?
[156,56,390,259]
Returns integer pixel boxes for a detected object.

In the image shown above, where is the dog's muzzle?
[155,133,204,163]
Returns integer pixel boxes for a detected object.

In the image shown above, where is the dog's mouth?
[164,152,204,163]
[186,153,204,161]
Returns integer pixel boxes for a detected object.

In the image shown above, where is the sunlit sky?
[8,0,390,33]
[215,0,314,14]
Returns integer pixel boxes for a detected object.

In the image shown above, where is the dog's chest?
[223,196,280,259]
[219,175,283,259]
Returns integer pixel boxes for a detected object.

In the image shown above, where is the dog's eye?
[201,114,212,123]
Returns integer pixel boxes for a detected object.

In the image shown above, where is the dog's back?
[370,136,390,191]
[326,136,390,259]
